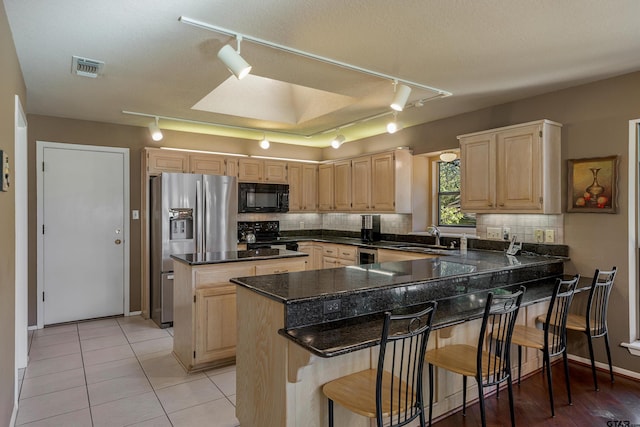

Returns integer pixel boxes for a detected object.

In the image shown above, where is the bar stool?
[511,275,579,417]
[541,267,617,391]
[322,302,437,427]
[425,287,525,427]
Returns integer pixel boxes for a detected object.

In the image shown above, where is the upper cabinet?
[144,148,239,177]
[146,148,188,174]
[238,158,287,183]
[317,149,412,213]
[288,163,318,212]
[458,119,562,214]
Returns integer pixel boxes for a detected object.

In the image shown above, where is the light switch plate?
[0,150,9,192]
[545,229,555,243]
[132,210,139,220]
[487,227,501,239]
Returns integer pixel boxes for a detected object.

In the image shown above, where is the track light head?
[217,43,252,80]
[331,134,346,149]
[148,118,163,141]
[439,151,458,162]
[390,84,411,111]
[387,112,402,134]
[259,136,270,149]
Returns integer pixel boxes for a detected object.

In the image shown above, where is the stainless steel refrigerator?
[150,172,237,328]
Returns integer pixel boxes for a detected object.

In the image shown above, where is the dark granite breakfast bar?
[234,249,578,427]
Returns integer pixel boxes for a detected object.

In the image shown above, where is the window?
[437,159,476,227]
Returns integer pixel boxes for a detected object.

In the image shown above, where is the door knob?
[115,239,122,245]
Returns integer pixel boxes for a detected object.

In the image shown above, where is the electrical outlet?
[502,227,511,240]
[487,227,501,239]
[545,229,555,243]
[323,299,341,314]
[534,229,544,243]
[299,221,305,229]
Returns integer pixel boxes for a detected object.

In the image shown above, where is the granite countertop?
[171,248,307,265]
[231,250,562,304]
[280,274,591,358]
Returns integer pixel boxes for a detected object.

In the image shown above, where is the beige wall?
[0,2,27,424]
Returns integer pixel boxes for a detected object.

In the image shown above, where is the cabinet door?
[264,160,287,183]
[334,160,352,211]
[496,124,542,210]
[189,154,225,175]
[351,156,372,211]
[460,133,496,210]
[336,244,357,262]
[225,158,238,178]
[296,243,314,270]
[301,164,318,211]
[371,152,395,211]
[288,163,303,211]
[318,164,335,211]
[238,158,263,182]
[146,148,188,174]
[195,285,237,365]
[312,245,323,270]
[323,256,340,269]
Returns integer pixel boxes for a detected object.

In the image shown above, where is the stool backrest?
[377,301,437,427]
[544,275,580,356]
[478,287,525,387]
[587,267,617,337]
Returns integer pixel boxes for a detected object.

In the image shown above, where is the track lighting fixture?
[259,136,270,149]
[390,81,412,112]
[148,117,163,141]
[217,36,252,80]
[439,151,458,162]
[331,134,346,149]
[386,112,400,134]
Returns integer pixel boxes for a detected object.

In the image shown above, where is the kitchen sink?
[392,245,452,254]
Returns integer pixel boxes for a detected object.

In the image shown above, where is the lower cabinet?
[173,257,307,372]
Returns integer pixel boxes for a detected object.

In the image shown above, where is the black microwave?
[238,183,289,213]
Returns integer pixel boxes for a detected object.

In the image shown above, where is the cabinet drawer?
[322,245,339,257]
[195,264,255,287]
[337,245,357,261]
[323,256,340,269]
[255,259,306,275]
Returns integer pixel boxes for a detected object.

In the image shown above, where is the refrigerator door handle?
[196,179,203,253]
[203,178,209,253]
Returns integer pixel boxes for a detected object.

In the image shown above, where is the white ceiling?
[5,0,640,147]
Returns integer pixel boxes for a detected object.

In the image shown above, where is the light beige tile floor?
[17,316,240,427]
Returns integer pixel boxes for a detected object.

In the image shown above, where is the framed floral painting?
[567,156,618,213]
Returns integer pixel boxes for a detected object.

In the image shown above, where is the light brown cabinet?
[238,158,287,183]
[334,160,352,211]
[189,154,225,175]
[288,163,318,212]
[351,156,372,211]
[173,256,307,371]
[146,148,188,174]
[322,243,357,269]
[318,163,335,211]
[459,119,561,213]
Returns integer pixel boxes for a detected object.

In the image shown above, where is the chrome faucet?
[427,224,441,246]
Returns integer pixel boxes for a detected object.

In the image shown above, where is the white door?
[39,143,129,325]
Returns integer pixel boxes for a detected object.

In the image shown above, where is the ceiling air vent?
[71,56,105,78]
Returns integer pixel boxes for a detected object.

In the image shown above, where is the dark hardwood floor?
[433,361,640,426]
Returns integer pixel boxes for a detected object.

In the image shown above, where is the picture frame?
[567,155,618,213]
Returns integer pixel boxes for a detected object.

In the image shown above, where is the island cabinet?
[458,119,562,213]
[173,256,307,372]
[288,163,318,212]
[238,158,287,183]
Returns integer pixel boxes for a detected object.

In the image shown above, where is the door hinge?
[193,351,196,359]
[42,224,45,234]
[539,130,543,138]
[539,196,544,204]
[42,292,45,302]
[193,295,196,303]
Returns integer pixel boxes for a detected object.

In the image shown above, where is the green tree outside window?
[437,160,476,227]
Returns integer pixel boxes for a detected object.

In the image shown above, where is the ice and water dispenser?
[169,208,193,240]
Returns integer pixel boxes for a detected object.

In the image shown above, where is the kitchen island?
[171,248,308,372]
[231,250,577,427]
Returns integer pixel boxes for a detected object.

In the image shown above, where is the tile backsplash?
[476,214,564,244]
